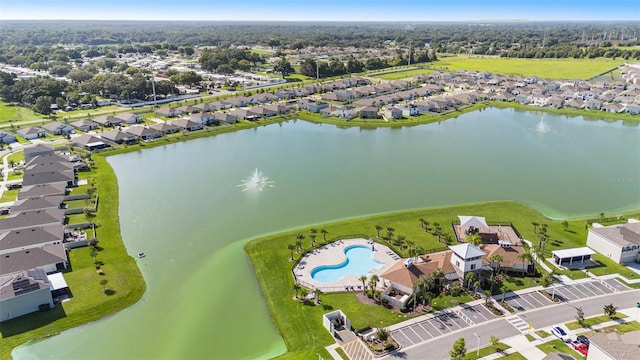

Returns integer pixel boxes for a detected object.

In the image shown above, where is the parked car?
[576,335,590,346]
[571,340,589,355]
[551,326,571,342]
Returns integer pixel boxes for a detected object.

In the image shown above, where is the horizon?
[1,0,639,22]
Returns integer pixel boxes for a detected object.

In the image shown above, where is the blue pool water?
[311,245,383,283]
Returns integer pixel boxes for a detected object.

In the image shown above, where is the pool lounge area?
[293,238,399,292]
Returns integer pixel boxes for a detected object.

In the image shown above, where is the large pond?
[14,107,640,359]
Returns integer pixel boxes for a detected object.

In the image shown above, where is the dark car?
[7,183,22,190]
[576,335,590,346]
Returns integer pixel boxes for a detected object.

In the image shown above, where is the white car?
[551,326,571,342]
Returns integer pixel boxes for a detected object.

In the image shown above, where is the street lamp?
[474,332,480,357]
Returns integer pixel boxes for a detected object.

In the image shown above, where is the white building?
[449,243,484,277]
[586,221,640,264]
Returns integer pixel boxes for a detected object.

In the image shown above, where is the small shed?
[551,247,596,267]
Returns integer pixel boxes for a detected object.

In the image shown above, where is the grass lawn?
[428,56,623,80]
[245,200,620,359]
[7,170,22,181]
[535,330,551,338]
[536,339,574,355]
[0,155,145,359]
[0,103,43,124]
[566,314,628,330]
[525,334,536,342]
[464,342,510,360]
[7,150,24,165]
[335,347,349,360]
[495,352,528,360]
[605,320,640,334]
[0,188,18,203]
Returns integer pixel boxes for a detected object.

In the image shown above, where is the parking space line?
[417,322,433,338]
[517,294,539,308]
[576,283,599,296]
[523,293,545,307]
[567,285,589,298]
[530,291,553,305]
[590,282,611,294]
[392,330,413,345]
[445,313,465,329]
[555,286,579,300]
[507,297,529,311]
[428,319,445,335]
[471,306,489,321]
[584,282,606,295]
[434,314,458,331]
[407,326,425,342]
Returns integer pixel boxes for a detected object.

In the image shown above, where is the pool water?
[311,245,383,283]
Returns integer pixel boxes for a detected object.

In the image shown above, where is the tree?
[540,271,557,288]
[489,335,500,351]
[576,307,585,325]
[309,228,318,247]
[465,272,476,290]
[376,327,390,342]
[369,274,379,291]
[604,303,618,319]
[517,250,534,276]
[299,288,309,301]
[501,286,509,302]
[34,95,53,114]
[449,337,467,360]
[84,208,96,225]
[488,254,504,273]
[313,288,322,304]
[467,233,482,246]
[291,283,301,299]
[359,275,368,291]
[295,234,305,253]
[386,227,395,241]
[419,218,426,229]
[274,56,294,79]
[100,278,109,293]
[320,229,328,242]
[531,221,539,234]
[474,281,481,298]
[484,290,491,305]
[375,225,383,238]
[287,244,296,260]
[561,220,569,231]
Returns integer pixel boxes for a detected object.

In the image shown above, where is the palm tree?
[313,288,323,304]
[295,234,305,253]
[561,220,569,231]
[531,221,539,234]
[489,254,504,274]
[517,250,534,276]
[484,290,491,306]
[386,227,395,242]
[467,233,482,246]
[431,268,445,292]
[375,225,383,238]
[320,229,328,242]
[501,286,509,302]
[287,244,296,260]
[309,228,318,247]
[291,283,301,299]
[359,275,368,291]
[300,288,309,301]
[465,272,476,290]
[474,281,481,298]
[369,274,380,291]
[396,235,406,249]
[419,218,426,229]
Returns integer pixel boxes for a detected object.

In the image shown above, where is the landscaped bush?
[485,302,504,316]
[500,301,515,313]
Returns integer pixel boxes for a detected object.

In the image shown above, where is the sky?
[0,0,639,21]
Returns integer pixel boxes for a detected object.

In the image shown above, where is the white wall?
[586,231,623,263]
[0,288,53,322]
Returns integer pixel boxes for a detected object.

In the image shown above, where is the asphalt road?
[383,289,640,360]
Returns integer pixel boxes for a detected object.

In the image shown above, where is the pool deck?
[293,238,400,293]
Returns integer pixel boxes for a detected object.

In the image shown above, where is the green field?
[0,103,43,124]
[374,56,624,80]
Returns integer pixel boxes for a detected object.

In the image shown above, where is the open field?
[373,56,625,80]
[0,103,43,124]
[245,200,640,359]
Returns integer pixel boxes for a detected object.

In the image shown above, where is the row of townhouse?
[0,144,92,322]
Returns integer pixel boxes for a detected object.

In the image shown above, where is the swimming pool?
[311,245,384,283]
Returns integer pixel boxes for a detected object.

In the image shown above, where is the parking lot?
[391,305,500,348]
[391,280,628,349]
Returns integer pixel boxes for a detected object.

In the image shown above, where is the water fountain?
[237,168,274,192]
[532,117,553,133]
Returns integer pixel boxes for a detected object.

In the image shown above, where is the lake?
[13,107,640,359]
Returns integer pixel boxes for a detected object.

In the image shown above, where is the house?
[113,112,142,124]
[586,221,640,264]
[448,243,485,278]
[70,119,99,132]
[319,106,338,117]
[125,126,162,141]
[585,99,603,110]
[601,103,624,113]
[92,115,122,127]
[383,107,402,120]
[396,104,420,117]
[586,329,640,360]
[190,112,216,126]
[100,129,138,145]
[16,127,46,140]
[0,208,66,232]
[0,269,55,322]
[149,122,180,135]
[22,171,77,188]
[41,121,74,135]
[9,196,64,214]
[23,143,54,162]
[359,106,379,119]
[72,134,109,151]
[231,108,259,121]
[303,100,329,113]
[172,118,202,131]
[0,224,64,255]
[0,243,68,276]
[18,182,68,200]
[250,106,277,118]
[625,103,640,115]
[548,96,564,109]
[213,112,238,125]
[334,106,359,119]
[154,107,182,118]
[0,130,17,144]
